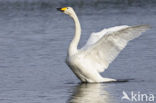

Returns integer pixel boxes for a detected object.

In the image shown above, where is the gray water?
[0,1,156,103]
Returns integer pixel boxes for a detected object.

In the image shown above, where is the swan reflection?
[68,83,112,103]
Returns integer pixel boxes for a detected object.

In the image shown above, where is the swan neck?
[68,12,81,56]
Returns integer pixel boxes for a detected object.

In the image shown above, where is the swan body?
[57,7,150,83]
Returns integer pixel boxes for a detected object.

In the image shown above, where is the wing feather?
[83,25,129,48]
[81,25,150,72]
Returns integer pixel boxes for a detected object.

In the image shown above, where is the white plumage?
[57,7,150,83]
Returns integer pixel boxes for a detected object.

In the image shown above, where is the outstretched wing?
[81,25,150,73]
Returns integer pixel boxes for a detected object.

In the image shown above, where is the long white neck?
[68,12,81,57]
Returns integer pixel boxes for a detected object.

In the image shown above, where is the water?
[0,1,156,103]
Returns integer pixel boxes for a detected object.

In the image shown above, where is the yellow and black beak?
[57,7,67,12]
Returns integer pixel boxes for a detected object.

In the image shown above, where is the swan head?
[57,7,75,16]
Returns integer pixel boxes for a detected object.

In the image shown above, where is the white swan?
[57,7,150,83]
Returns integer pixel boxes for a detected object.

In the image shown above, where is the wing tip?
[135,24,151,30]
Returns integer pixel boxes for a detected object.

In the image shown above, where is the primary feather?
[81,25,150,72]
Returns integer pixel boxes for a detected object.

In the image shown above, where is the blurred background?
[0,0,155,103]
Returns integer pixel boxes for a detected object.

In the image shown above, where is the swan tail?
[102,78,117,82]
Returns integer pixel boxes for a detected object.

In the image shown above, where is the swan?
[57,7,150,83]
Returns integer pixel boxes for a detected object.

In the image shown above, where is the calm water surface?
[0,3,156,103]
